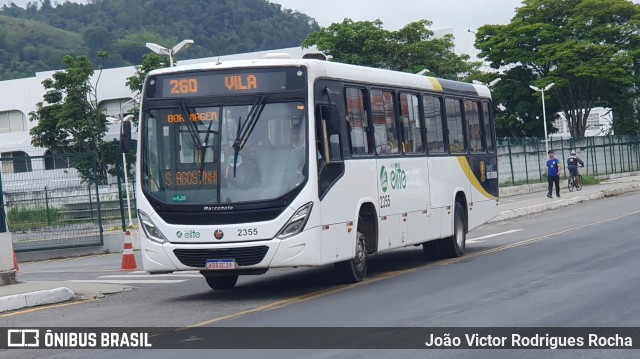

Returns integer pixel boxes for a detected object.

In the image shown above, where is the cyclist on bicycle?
[567,150,584,177]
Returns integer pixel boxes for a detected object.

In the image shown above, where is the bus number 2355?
[238,228,258,236]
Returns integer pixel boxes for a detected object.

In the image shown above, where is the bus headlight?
[277,202,313,239]
[138,210,168,244]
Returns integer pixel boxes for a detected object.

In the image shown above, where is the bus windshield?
[142,101,307,205]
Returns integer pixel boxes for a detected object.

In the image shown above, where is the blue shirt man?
[546,150,561,198]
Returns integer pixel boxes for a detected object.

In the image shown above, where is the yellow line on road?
[0,299,96,318]
[186,209,640,328]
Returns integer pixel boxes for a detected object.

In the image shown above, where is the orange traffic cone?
[12,248,19,272]
[121,230,138,271]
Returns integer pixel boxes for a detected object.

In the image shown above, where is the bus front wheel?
[335,231,368,283]
[205,275,238,290]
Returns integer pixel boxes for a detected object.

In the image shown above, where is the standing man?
[546,150,561,198]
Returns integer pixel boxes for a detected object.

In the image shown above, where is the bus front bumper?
[140,226,323,273]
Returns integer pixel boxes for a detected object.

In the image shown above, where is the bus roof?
[147,58,491,99]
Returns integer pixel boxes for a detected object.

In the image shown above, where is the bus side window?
[399,93,424,154]
[423,95,446,154]
[371,89,398,156]
[445,98,466,154]
[315,105,342,163]
[482,102,495,152]
[345,87,371,155]
[465,100,484,153]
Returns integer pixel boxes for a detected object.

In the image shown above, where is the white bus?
[134,55,499,290]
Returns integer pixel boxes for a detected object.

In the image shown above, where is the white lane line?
[467,229,523,243]
[68,279,188,284]
[129,270,200,274]
[99,274,202,278]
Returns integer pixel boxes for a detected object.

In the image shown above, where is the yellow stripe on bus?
[426,77,443,92]
[456,156,498,200]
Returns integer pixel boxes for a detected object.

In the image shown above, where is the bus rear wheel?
[205,275,238,290]
[335,231,368,283]
[422,202,466,259]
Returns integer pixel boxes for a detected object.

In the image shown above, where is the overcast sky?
[269,0,524,58]
[3,0,640,58]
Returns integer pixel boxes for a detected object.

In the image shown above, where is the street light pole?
[529,83,555,154]
[145,39,194,67]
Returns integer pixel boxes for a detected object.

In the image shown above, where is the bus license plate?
[205,259,237,270]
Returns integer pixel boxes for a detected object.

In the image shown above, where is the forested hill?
[0,0,320,80]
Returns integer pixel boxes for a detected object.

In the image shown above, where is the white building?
[551,107,613,139]
[0,46,309,180]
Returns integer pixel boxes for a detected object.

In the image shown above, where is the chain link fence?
[498,135,640,186]
[0,149,136,252]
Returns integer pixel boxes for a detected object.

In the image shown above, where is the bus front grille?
[173,246,269,267]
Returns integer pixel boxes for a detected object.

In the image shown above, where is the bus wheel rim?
[354,233,366,272]
[455,216,464,248]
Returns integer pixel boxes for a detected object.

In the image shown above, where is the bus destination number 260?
[170,78,199,94]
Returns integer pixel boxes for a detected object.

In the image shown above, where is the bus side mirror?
[119,115,133,153]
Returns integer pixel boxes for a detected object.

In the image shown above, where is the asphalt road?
[2,192,640,359]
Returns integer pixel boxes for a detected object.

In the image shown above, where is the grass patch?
[500,178,546,187]
[579,175,600,185]
[7,207,62,230]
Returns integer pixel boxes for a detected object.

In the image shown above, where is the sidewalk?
[1,175,639,314]
[492,175,640,222]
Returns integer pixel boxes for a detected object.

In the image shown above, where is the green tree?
[303,19,479,80]
[125,52,170,125]
[28,54,112,183]
[475,0,640,137]
[470,67,561,138]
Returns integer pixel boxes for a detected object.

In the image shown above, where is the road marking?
[185,209,640,328]
[18,270,121,274]
[129,270,200,274]
[467,229,523,243]
[99,274,202,278]
[0,299,96,318]
[68,279,188,284]
[20,253,119,265]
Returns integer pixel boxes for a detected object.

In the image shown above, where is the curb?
[491,183,640,223]
[0,287,75,313]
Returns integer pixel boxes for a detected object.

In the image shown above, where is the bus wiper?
[231,95,265,177]
[179,101,216,180]
[198,117,217,180]
[179,101,203,150]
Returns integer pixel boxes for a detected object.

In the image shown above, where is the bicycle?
[567,166,584,192]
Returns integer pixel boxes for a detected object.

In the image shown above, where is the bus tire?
[440,202,466,258]
[422,239,442,260]
[335,227,368,283]
[205,275,238,290]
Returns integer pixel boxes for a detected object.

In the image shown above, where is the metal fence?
[1,135,639,251]
[498,135,640,186]
[0,150,136,252]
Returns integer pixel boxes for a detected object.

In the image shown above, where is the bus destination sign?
[147,68,306,98]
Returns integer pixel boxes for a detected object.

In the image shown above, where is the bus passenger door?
[371,89,407,249]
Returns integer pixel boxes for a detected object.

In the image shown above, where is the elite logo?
[380,163,407,192]
[380,166,389,193]
[176,230,200,239]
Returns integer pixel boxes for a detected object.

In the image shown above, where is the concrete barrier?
[0,287,74,313]
[0,232,16,286]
